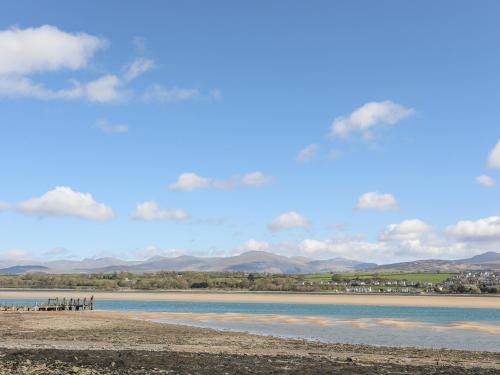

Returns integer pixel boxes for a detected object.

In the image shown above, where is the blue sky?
[0,1,499,263]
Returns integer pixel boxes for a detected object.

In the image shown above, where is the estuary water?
[3,296,500,351]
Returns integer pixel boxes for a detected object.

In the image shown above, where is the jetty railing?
[0,296,94,312]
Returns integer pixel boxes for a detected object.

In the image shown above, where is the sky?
[0,1,499,264]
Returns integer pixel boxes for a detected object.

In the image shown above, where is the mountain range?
[0,251,499,275]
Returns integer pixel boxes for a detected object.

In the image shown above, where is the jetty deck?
[0,296,94,312]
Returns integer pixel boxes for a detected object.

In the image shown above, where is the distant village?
[299,271,500,294]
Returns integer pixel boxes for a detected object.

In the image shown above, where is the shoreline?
[1,289,499,308]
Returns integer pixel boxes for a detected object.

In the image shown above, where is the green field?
[303,272,455,283]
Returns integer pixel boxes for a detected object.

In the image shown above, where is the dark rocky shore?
[1,348,499,374]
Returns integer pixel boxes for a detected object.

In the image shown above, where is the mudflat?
[0,311,498,374]
[1,290,500,308]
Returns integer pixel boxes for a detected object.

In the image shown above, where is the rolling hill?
[0,251,498,275]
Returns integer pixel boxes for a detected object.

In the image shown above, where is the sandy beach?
[1,290,499,308]
[0,310,498,374]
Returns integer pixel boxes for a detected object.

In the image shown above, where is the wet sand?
[0,311,498,374]
[118,310,500,335]
[1,290,499,308]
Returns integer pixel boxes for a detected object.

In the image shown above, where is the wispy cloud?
[0,248,31,260]
[488,140,500,168]
[143,84,200,103]
[136,245,188,259]
[0,73,128,103]
[297,144,319,162]
[94,119,129,134]
[476,174,496,188]
[144,84,221,103]
[124,57,155,82]
[44,247,69,256]
[132,201,189,221]
[356,192,399,211]
[169,172,274,192]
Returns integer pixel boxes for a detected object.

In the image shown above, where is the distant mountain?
[203,251,308,273]
[1,251,498,275]
[459,251,500,264]
[45,257,136,271]
[306,258,377,273]
[93,251,339,274]
[367,252,500,273]
[0,251,376,275]
[0,265,50,275]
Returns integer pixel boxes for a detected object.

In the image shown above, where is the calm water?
[3,297,500,351]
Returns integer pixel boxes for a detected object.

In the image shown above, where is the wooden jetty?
[0,296,94,312]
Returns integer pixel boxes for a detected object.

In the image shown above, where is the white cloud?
[241,172,275,187]
[488,140,500,168]
[136,245,187,259]
[297,216,500,260]
[269,225,476,261]
[297,144,319,162]
[446,216,500,242]
[0,25,135,103]
[379,219,433,241]
[17,186,114,221]
[169,173,212,192]
[0,25,127,103]
[0,202,9,211]
[295,236,387,259]
[94,119,129,134]
[476,174,496,188]
[0,75,53,99]
[169,172,274,192]
[356,192,399,211]
[0,25,106,75]
[0,26,217,105]
[124,57,155,82]
[236,239,270,254]
[269,211,309,231]
[81,74,124,102]
[132,201,189,221]
[331,100,415,139]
